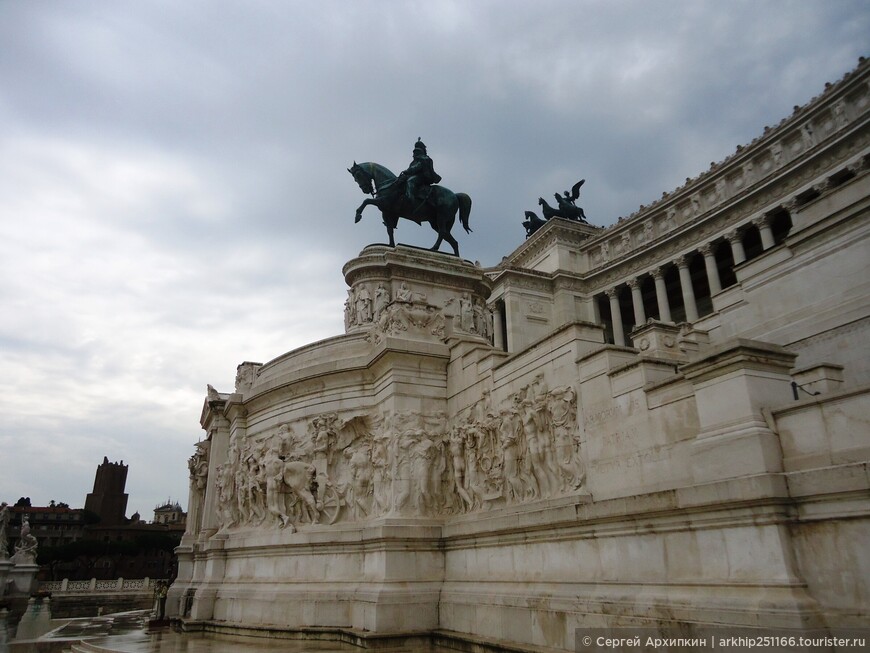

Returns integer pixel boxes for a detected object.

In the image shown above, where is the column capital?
[699,242,715,257]
[651,266,666,280]
[627,278,641,289]
[674,254,690,269]
[784,197,800,212]
[752,214,771,229]
[725,229,742,244]
[605,287,620,299]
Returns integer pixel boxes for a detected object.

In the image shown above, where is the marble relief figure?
[211,377,586,531]
[186,441,210,534]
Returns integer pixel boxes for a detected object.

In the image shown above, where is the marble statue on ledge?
[11,518,37,565]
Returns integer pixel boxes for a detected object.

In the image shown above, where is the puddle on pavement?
[43,611,445,652]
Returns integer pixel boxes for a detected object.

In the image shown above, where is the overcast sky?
[1,1,867,519]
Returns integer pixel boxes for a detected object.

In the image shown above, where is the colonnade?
[598,215,779,346]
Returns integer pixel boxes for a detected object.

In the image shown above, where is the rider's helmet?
[413,138,427,156]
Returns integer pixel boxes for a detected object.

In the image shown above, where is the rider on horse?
[398,138,442,211]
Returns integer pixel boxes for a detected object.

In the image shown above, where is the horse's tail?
[458,193,472,234]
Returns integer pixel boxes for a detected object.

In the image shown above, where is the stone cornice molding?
[586,133,869,289]
[493,267,554,294]
[581,58,870,250]
[567,59,870,285]
[501,219,600,269]
[344,244,493,298]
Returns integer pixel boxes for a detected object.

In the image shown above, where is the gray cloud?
[1,0,867,515]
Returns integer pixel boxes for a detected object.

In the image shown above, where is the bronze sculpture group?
[349,138,472,257]
[523,178,589,238]
[350,138,590,247]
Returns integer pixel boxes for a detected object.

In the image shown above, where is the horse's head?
[348,161,375,195]
[349,161,397,196]
[538,197,545,206]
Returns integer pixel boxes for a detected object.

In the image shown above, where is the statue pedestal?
[342,245,493,341]
[8,564,38,596]
[0,560,11,599]
[13,596,52,641]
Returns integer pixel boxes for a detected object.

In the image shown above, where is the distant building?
[153,501,186,525]
[83,457,129,526]
[4,457,186,581]
[5,504,86,550]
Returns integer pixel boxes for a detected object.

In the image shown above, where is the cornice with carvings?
[587,129,869,289]
[495,267,555,294]
[579,59,870,267]
[504,220,600,269]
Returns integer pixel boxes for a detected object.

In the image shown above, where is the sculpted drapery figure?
[355,285,373,324]
[373,283,389,322]
[187,442,210,534]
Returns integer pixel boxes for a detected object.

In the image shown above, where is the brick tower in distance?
[84,457,129,526]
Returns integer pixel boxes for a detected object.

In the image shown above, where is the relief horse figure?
[349,161,472,256]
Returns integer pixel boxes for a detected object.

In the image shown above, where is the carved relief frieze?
[235,362,262,394]
[212,377,587,530]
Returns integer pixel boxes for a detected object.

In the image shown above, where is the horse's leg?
[444,232,460,257]
[355,198,376,223]
[384,212,399,247]
[433,210,459,256]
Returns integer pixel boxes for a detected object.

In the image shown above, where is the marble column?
[652,266,672,323]
[700,243,722,295]
[605,288,625,346]
[628,278,646,327]
[726,230,746,265]
[492,304,505,351]
[675,255,699,322]
[754,215,776,250]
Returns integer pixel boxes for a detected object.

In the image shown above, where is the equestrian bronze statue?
[349,139,472,257]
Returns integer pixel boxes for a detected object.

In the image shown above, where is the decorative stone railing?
[38,577,164,594]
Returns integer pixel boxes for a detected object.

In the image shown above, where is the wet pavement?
[43,611,435,652]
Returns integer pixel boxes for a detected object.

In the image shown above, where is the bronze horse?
[349,161,472,256]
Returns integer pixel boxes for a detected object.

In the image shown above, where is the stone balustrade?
[38,577,163,594]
